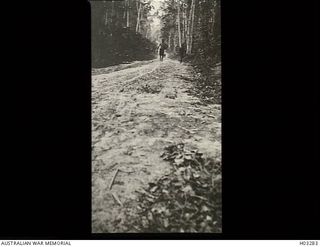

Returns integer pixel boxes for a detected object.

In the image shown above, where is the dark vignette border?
[0,0,319,240]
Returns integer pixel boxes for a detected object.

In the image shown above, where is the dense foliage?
[160,0,221,103]
[91,0,157,68]
[123,143,222,233]
[160,0,220,63]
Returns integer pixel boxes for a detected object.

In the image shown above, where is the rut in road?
[92,58,221,232]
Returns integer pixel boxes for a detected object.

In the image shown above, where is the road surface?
[92,58,221,232]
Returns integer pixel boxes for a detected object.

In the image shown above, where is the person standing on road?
[179,42,186,63]
[158,39,168,61]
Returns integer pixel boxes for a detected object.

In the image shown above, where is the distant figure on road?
[158,39,168,61]
[179,42,186,63]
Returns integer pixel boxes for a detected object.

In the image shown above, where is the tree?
[91,0,156,67]
[160,0,220,61]
[177,0,182,47]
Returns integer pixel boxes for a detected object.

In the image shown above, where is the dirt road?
[92,58,221,232]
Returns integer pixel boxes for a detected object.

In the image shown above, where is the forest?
[91,0,220,66]
[159,0,221,103]
[91,0,156,67]
[159,0,220,63]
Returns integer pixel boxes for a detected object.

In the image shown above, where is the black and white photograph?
[91,0,221,233]
[0,0,318,242]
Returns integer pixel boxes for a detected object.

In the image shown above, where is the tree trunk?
[186,1,193,54]
[181,9,184,43]
[126,0,130,28]
[177,0,182,47]
[123,3,126,20]
[111,0,114,24]
[183,8,187,44]
[136,1,141,33]
[189,0,195,53]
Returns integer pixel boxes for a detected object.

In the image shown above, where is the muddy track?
[92,58,221,233]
